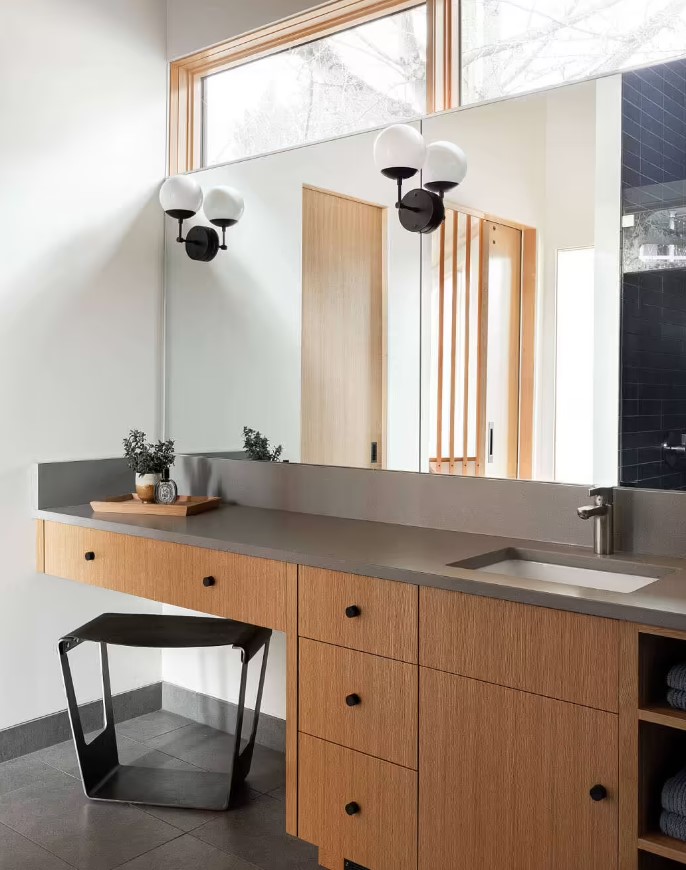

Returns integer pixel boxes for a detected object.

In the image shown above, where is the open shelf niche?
[637,629,686,865]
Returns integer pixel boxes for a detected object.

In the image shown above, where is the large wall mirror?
[164,57,686,491]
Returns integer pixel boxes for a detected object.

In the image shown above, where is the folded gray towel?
[661,810,686,842]
[667,689,686,712]
[662,769,686,816]
[667,663,686,691]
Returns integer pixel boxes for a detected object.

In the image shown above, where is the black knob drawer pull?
[346,693,361,707]
[202,576,216,587]
[345,605,361,619]
[84,552,95,562]
[589,784,607,802]
[345,801,360,816]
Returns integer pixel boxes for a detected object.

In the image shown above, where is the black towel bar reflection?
[58,612,271,811]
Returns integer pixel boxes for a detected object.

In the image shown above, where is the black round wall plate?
[185,225,220,261]
[399,188,445,234]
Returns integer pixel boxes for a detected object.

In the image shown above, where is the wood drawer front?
[420,587,619,712]
[43,522,287,631]
[299,638,417,768]
[299,733,417,870]
[298,567,418,662]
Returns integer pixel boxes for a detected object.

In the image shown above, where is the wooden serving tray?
[90,494,221,516]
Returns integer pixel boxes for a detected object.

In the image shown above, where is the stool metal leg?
[59,639,118,797]
[230,635,271,801]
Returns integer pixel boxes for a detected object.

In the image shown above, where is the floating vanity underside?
[35,504,686,870]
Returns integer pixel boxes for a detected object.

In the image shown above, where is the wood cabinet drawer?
[299,733,417,870]
[299,638,417,768]
[420,587,619,712]
[43,522,287,631]
[298,567,418,662]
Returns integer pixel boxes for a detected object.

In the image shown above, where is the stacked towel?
[660,769,686,842]
[657,668,686,841]
[662,769,686,815]
[667,689,686,711]
[666,664,686,711]
[661,811,686,841]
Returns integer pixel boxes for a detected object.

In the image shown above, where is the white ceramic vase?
[135,473,161,504]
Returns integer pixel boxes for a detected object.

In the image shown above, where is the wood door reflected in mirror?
[301,187,384,469]
[427,210,535,481]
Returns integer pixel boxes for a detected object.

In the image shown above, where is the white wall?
[593,75,622,487]
[537,82,597,481]
[166,0,326,59]
[0,0,167,729]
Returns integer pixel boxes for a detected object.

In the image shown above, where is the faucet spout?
[577,504,609,520]
[577,487,614,555]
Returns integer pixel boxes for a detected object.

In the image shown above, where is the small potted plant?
[243,427,283,462]
[123,430,175,503]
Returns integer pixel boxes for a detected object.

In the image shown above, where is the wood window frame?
[168,0,446,175]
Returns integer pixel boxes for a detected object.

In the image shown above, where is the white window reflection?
[462,0,686,105]
[203,6,427,167]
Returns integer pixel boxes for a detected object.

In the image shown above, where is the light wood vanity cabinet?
[419,587,621,870]
[297,569,419,870]
[419,668,618,870]
[41,524,633,869]
[42,521,288,631]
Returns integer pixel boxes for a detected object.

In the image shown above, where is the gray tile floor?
[0,711,322,870]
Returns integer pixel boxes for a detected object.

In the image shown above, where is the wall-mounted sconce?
[159,177,244,262]
[373,124,467,234]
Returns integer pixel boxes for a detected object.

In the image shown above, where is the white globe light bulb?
[159,175,203,218]
[423,141,468,194]
[373,124,426,180]
[204,186,245,228]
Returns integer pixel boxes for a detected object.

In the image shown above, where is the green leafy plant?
[243,427,283,462]
[123,429,176,475]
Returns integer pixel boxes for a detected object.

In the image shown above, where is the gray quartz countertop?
[36,502,686,632]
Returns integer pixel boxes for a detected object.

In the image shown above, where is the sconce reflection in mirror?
[159,176,245,262]
[373,124,467,234]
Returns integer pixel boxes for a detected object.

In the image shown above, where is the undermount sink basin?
[450,548,665,594]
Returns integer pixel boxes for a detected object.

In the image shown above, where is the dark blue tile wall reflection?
[620,59,686,490]
[623,60,686,190]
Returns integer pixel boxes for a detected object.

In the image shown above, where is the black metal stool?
[58,613,271,811]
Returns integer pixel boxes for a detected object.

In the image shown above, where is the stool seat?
[64,613,270,658]
[58,612,272,811]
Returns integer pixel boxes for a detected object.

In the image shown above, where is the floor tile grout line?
[39,758,81,780]
[0,762,79,795]
[0,760,76,798]
[183,830,273,870]
[184,832,266,870]
[119,719,196,745]
[107,829,187,870]
[133,803,209,835]
[0,818,81,869]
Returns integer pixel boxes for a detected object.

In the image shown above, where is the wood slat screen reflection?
[431,209,482,476]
